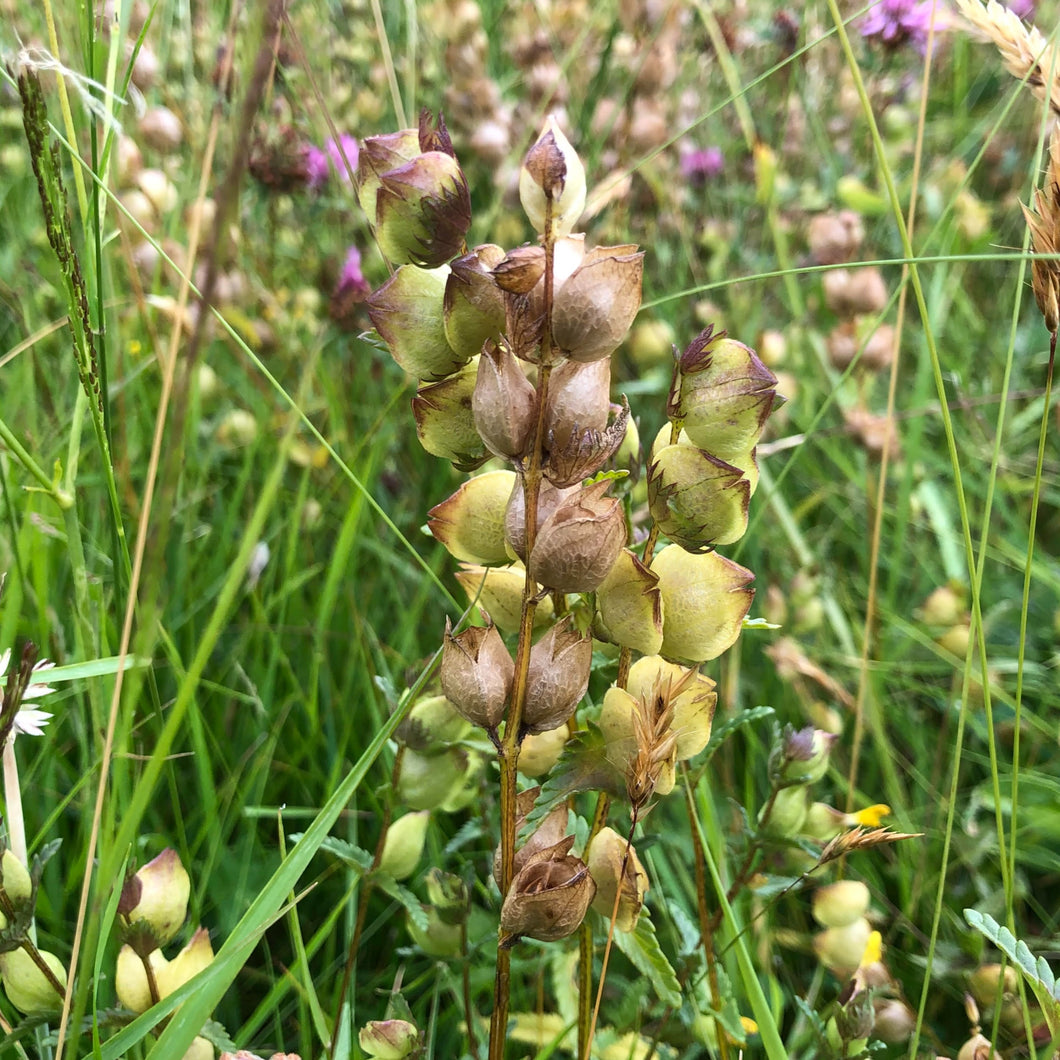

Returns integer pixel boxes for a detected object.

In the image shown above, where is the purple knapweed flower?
[335,246,370,302]
[680,146,724,187]
[306,134,360,190]
[860,0,943,53]
[1007,0,1035,18]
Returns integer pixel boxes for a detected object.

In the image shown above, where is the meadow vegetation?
[0,1,1059,1058]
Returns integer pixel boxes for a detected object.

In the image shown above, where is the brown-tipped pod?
[472,341,537,459]
[519,116,586,239]
[543,358,612,450]
[356,128,420,221]
[440,617,514,730]
[529,480,626,592]
[522,615,592,733]
[499,837,596,945]
[492,787,569,885]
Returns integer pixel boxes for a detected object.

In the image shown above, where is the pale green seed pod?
[518,723,570,777]
[359,1019,420,1060]
[404,694,472,745]
[412,358,488,470]
[120,848,191,947]
[378,811,430,881]
[428,470,518,565]
[444,245,506,358]
[586,827,648,932]
[407,904,463,957]
[0,849,32,930]
[454,563,554,634]
[675,332,777,462]
[758,785,809,837]
[595,548,664,656]
[651,544,754,663]
[396,747,470,810]
[368,264,466,381]
[649,441,750,549]
[812,881,871,929]
[813,917,872,978]
[519,116,586,238]
[0,947,67,1015]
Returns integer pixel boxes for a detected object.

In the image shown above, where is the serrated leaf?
[793,995,829,1041]
[311,835,374,873]
[521,728,625,839]
[964,909,1060,1027]
[607,907,682,1009]
[703,706,774,762]
[374,873,429,932]
[199,1018,238,1052]
[445,817,484,856]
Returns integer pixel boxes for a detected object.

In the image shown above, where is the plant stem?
[488,197,557,1060]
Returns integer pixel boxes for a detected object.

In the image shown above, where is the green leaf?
[373,873,429,932]
[296,834,374,874]
[964,909,1060,1016]
[37,655,149,683]
[704,705,774,761]
[606,907,682,1009]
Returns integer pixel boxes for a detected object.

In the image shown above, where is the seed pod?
[544,358,611,450]
[519,116,586,238]
[493,787,570,885]
[518,722,571,777]
[356,128,420,221]
[552,246,644,362]
[595,549,664,656]
[444,245,506,357]
[359,1019,420,1060]
[814,917,872,979]
[378,811,430,881]
[651,544,754,662]
[440,618,514,731]
[586,827,649,932]
[529,480,626,592]
[499,837,596,944]
[118,848,191,947]
[455,563,555,634]
[0,948,66,1015]
[412,358,489,470]
[812,881,871,929]
[396,746,472,810]
[493,245,546,295]
[648,441,750,549]
[0,850,31,930]
[472,341,537,459]
[522,616,592,734]
[428,469,518,565]
[369,264,468,381]
[674,332,777,462]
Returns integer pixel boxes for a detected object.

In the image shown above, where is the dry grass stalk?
[1021,127,1060,332]
[955,0,1060,115]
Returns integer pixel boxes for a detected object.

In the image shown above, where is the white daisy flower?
[0,648,56,737]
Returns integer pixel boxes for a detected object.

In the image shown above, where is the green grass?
[1,1,1059,1058]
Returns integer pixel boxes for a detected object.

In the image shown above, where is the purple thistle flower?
[680,146,724,187]
[1007,0,1035,18]
[860,0,944,54]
